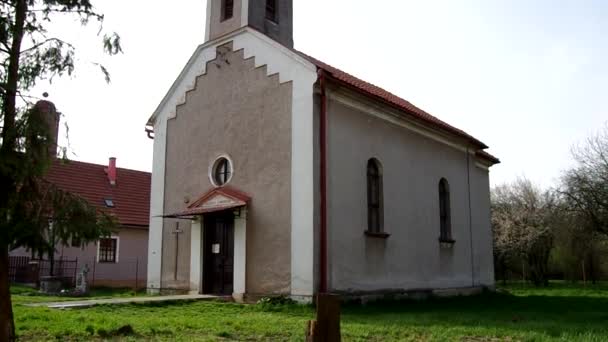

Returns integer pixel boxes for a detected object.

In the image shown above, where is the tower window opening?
[222,0,234,21]
[266,0,278,23]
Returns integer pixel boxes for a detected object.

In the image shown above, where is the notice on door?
[212,243,220,254]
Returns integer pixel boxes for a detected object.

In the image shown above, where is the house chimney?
[32,100,60,158]
[108,157,117,186]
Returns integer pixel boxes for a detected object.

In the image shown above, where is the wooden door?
[203,212,234,295]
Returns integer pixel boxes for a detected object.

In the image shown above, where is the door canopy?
[164,186,251,218]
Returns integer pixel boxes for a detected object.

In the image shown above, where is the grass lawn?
[11,282,608,341]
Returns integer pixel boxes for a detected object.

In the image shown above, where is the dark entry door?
[203,212,234,295]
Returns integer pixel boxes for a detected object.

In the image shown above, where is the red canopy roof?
[165,186,251,218]
[45,159,151,228]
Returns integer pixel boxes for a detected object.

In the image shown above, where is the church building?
[146,0,499,301]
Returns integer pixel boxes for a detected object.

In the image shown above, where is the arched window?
[367,158,383,233]
[439,178,452,241]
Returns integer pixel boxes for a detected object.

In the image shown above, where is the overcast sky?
[32,0,607,188]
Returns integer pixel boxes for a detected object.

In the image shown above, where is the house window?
[98,237,118,263]
[221,0,234,21]
[104,198,115,208]
[367,158,383,234]
[211,156,233,187]
[439,178,453,242]
[266,0,278,22]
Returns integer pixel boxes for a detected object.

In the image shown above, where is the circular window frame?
[209,154,234,187]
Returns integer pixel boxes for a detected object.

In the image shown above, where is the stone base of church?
[232,293,246,303]
[289,295,315,304]
[335,285,495,305]
[241,285,495,305]
[146,286,494,305]
[147,287,190,296]
[147,288,161,296]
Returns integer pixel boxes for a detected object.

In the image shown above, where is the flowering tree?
[492,178,559,286]
[562,125,608,236]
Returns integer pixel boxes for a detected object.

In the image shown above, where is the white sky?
[31,0,608,188]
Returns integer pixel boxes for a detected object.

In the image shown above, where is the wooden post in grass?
[306,294,341,342]
[135,258,139,291]
[582,260,587,286]
[91,258,96,287]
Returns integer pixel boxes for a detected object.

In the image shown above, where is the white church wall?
[470,163,495,287]
[325,93,494,293]
[162,43,293,292]
[147,114,167,292]
[148,27,317,295]
[229,29,318,297]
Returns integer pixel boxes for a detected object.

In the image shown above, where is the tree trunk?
[588,254,597,284]
[0,2,27,341]
[0,247,16,342]
[0,0,27,154]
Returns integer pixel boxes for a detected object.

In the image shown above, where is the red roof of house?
[45,159,151,228]
[297,51,498,162]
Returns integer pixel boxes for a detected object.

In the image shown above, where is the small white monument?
[74,264,90,295]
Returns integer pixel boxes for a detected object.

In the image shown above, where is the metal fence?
[9,256,146,290]
[9,256,78,286]
[78,257,146,290]
[8,256,30,283]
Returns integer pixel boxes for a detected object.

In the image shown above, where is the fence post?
[73,258,79,287]
[91,257,96,288]
[135,258,139,291]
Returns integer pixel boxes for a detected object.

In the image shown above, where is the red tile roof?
[45,159,151,228]
[297,51,493,153]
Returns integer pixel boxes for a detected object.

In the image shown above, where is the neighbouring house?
[10,101,151,289]
[146,0,499,301]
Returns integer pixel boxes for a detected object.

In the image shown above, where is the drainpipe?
[319,69,328,294]
[466,147,475,287]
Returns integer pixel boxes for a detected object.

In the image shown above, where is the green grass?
[11,282,608,341]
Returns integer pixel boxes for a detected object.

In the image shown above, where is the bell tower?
[205,0,293,48]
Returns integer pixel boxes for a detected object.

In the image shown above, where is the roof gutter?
[320,72,488,150]
[145,126,155,140]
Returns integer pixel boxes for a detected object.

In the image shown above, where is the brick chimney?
[107,157,117,186]
[33,100,60,158]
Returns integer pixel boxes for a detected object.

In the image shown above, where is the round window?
[211,157,233,186]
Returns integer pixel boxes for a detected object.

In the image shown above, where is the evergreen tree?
[0,1,121,340]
